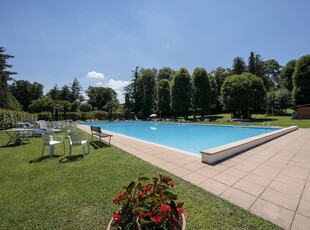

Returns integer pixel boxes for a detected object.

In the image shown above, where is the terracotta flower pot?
[107,213,186,230]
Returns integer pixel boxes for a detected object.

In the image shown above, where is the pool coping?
[201,126,299,164]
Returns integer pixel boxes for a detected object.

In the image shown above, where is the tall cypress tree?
[192,67,211,118]
[171,68,193,118]
[0,47,17,109]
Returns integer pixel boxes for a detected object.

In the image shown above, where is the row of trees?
[1,46,310,120]
[124,52,310,119]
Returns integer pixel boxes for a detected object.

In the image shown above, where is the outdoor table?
[1,128,35,145]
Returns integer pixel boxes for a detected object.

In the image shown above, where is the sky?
[1,0,310,103]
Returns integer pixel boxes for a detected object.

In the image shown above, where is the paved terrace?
[79,125,310,230]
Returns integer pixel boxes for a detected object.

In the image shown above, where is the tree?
[79,103,92,112]
[47,85,61,100]
[247,52,263,76]
[171,68,193,118]
[0,47,17,109]
[138,68,157,117]
[192,68,211,118]
[221,73,266,119]
[59,84,72,102]
[292,55,310,105]
[231,57,246,75]
[86,86,117,110]
[70,78,83,102]
[266,88,292,115]
[11,80,43,111]
[280,60,296,91]
[210,67,230,112]
[260,59,282,90]
[29,96,54,113]
[157,67,175,81]
[158,79,171,117]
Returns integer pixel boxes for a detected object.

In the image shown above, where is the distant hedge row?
[37,111,125,121]
[0,109,125,130]
[0,109,37,130]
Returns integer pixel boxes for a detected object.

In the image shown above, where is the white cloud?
[96,82,103,85]
[86,71,104,79]
[104,79,130,104]
[106,79,130,91]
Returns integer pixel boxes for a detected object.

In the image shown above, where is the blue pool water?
[85,122,280,155]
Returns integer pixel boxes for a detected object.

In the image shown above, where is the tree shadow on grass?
[205,115,224,121]
[251,118,277,122]
[90,141,110,150]
[29,154,63,163]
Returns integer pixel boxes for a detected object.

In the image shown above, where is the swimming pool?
[85,122,280,155]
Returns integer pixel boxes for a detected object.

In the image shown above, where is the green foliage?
[10,80,43,111]
[0,109,37,130]
[59,84,73,102]
[266,88,293,114]
[280,60,296,91]
[158,79,171,117]
[247,52,263,77]
[292,55,310,105]
[47,85,61,100]
[157,67,175,81]
[29,96,53,113]
[86,87,118,110]
[37,112,52,121]
[231,57,246,75]
[221,73,266,119]
[0,47,17,109]
[192,68,211,117]
[171,68,193,118]
[79,103,93,112]
[138,68,157,117]
[70,78,83,102]
[260,59,282,90]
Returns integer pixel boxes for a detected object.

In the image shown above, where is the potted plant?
[108,174,186,229]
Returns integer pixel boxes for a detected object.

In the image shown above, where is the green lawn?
[0,131,282,230]
[200,112,310,128]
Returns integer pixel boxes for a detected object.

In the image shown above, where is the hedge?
[0,109,37,130]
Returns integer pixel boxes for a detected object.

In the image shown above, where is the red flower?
[167,181,175,187]
[159,205,171,215]
[151,215,162,224]
[148,211,154,217]
[145,184,152,191]
[177,208,184,215]
[139,212,145,219]
[118,191,124,197]
[138,191,145,197]
[113,211,121,222]
[113,197,120,205]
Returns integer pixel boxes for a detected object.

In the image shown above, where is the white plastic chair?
[68,132,90,157]
[41,133,65,158]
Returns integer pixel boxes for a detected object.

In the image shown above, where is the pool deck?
[79,125,310,230]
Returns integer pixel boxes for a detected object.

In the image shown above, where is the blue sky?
[1,0,309,102]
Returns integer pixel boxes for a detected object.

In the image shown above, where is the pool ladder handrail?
[262,122,270,128]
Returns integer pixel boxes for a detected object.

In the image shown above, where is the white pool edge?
[201,126,298,164]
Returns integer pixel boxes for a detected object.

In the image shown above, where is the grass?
[199,112,310,128]
[0,131,282,230]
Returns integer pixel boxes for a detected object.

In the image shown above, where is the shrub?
[0,109,37,130]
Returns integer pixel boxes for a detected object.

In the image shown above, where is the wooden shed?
[291,104,310,119]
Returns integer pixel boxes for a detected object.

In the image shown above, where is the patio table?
[1,128,35,145]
